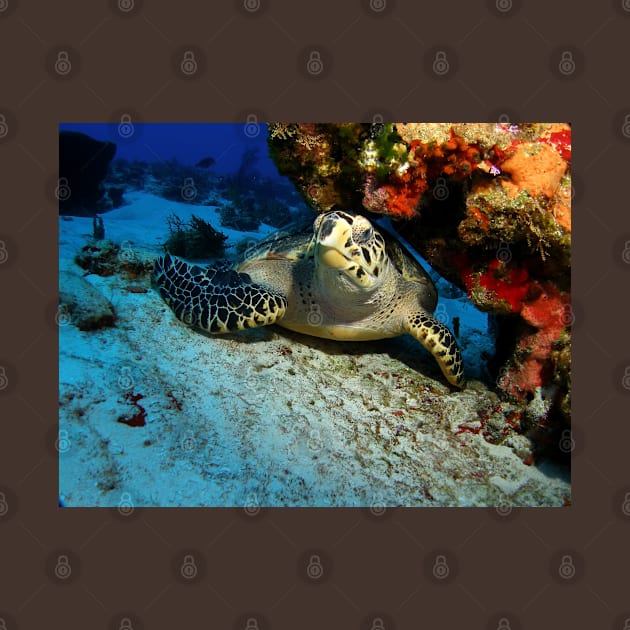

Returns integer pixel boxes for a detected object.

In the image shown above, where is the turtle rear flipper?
[154,253,287,333]
[405,311,465,388]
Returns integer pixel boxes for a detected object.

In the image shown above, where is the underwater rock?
[267,122,572,428]
[59,270,116,331]
[59,131,117,216]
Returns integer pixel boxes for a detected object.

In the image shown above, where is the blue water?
[59,122,279,179]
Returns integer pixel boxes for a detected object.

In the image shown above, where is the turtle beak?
[316,216,353,268]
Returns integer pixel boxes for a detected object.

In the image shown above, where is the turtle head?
[313,211,387,291]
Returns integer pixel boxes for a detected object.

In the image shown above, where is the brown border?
[1,1,629,628]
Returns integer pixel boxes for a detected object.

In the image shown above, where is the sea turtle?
[153,210,465,387]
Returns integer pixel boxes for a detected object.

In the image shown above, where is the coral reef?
[268,123,369,212]
[267,122,572,438]
[164,213,227,259]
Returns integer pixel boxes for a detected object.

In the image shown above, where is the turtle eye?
[356,225,374,244]
[352,216,374,243]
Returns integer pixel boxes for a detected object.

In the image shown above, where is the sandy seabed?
[58,193,570,507]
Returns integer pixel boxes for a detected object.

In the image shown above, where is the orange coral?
[500,142,567,199]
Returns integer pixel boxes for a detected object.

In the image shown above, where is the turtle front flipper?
[153,253,287,333]
[405,311,465,388]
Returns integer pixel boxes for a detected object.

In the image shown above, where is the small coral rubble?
[267,122,571,431]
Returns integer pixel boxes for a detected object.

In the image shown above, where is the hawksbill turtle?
[153,210,465,387]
